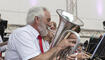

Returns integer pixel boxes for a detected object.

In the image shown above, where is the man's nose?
[47,22,51,27]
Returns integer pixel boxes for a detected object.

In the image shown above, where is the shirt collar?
[27,25,40,38]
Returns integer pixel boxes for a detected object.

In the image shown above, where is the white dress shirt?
[5,25,50,60]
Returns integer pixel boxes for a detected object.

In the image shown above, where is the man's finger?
[67,39,77,41]
[67,57,75,60]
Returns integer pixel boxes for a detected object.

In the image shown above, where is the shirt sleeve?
[13,30,41,60]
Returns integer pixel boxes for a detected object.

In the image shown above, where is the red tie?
[0,52,2,57]
[38,35,44,53]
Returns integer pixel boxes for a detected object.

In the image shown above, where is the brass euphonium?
[50,9,84,60]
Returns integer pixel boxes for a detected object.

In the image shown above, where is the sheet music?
[90,34,105,59]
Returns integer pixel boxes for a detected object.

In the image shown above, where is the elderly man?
[5,7,76,60]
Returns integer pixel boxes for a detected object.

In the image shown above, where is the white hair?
[26,6,47,24]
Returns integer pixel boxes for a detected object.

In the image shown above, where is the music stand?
[90,34,105,59]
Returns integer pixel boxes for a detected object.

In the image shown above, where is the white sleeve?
[13,31,41,60]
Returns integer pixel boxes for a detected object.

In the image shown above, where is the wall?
[0,0,66,25]
[0,0,105,30]
[78,0,105,30]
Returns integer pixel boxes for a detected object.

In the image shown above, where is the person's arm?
[0,36,7,47]
[30,46,60,60]
[0,41,7,47]
[30,39,76,60]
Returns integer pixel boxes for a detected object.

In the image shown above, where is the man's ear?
[34,16,39,24]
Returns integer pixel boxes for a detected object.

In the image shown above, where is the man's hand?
[57,38,76,50]
[56,33,77,50]
[77,52,90,60]
[66,52,90,60]
[66,54,76,60]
